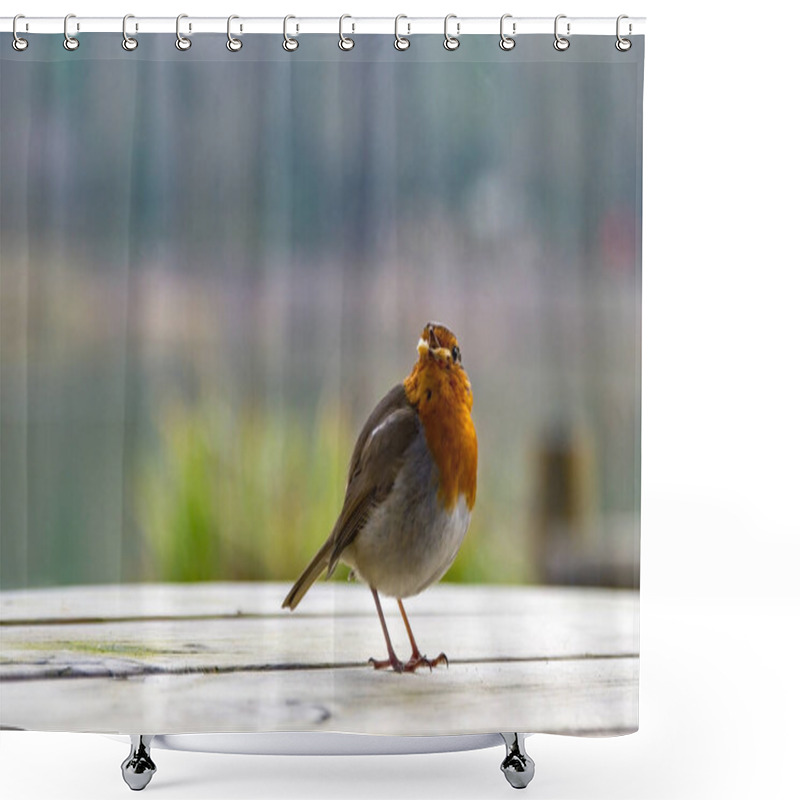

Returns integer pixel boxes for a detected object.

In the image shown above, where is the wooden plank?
[0,604,638,681]
[0,584,638,678]
[0,583,639,736]
[0,616,636,679]
[0,659,638,736]
[0,582,637,623]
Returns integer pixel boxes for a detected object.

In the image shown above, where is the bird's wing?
[327,384,420,573]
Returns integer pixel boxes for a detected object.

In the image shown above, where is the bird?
[282,322,478,673]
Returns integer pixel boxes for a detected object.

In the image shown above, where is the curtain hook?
[283,15,299,51]
[553,14,570,51]
[394,14,410,51]
[615,14,632,52]
[499,14,515,51]
[12,14,29,51]
[122,14,138,51]
[175,14,192,51]
[63,13,80,51]
[227,15,243,51]
[339,14,355,51]
[443,14,460,51]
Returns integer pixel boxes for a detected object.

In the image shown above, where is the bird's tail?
[281,539,335,610]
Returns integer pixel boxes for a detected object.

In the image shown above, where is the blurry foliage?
[135,398,515,586]
[137,398,347,582]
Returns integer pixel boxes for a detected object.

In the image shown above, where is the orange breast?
[404,361,478,511]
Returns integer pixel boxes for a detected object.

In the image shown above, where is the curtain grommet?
[394,15,410,51]
[615,15,632,51]
[338,14,355,51]
[553,14,570,51]
[499,14,516,51]
[63,13,80,51]
[175,14,192,51]
[12,14,29,51]
[122,14,138,51]
[443,14,460,51]
[283,15,299,52]
[226,15,243,52]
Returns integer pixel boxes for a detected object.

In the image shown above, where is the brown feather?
[282,384,420,609]
[281,539,334,610]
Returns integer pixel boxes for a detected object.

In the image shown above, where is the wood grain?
[0,582,638,736]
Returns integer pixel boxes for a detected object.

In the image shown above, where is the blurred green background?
[1,35,641,591]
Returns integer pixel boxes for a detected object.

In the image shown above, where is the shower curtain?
[1,30,643,738]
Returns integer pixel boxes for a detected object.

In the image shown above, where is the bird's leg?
[368,588,405,672]
[397,598,424,660]
[397,598,448,672]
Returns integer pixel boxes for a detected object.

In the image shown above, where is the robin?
[282,322,478,673]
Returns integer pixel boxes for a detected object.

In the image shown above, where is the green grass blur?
[135,398,508,586]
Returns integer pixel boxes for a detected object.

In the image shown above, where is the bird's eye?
[451,346,461,363]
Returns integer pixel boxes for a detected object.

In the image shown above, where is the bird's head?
[405,322,472,413]
[415,322,463,369]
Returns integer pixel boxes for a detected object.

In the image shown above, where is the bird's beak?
[418,325,453,363]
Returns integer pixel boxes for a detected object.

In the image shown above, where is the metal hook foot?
[500,733,535,789]
[121,735,157,791]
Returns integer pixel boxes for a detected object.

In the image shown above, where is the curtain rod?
[1,16,645,37]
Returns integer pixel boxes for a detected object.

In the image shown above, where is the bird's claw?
[369,655,405,673]
[406,651,449,672]
[368,652,449,673]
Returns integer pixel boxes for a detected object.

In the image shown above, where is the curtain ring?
[283,15,299,51]
[615,14,632,52]
[339,14,355,51]
[443,14,460,51]
[63,13,80,51]
[553,14,570,51]
[499,14,515,51]
[122,14,138,51]
[12,14,28,51]
[175,14,192,51]
[394,14,410,51]
[227,15,243,52]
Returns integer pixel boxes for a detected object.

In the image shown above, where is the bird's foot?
[369,651,449,673]
[404,651,449,672]
[369,653,406,673]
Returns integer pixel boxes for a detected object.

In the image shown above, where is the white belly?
[342,492,471,599]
